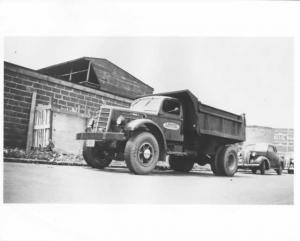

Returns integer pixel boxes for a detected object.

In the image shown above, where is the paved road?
[4,162,293,204]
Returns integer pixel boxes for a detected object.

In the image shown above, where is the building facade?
[4,58,153,154]
[246,125,294,159]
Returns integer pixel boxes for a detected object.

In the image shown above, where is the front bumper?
[238,163,260,168]
[76,132,126,141]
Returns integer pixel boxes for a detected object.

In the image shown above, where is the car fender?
[254,156,271,169]
[124,119,167,161]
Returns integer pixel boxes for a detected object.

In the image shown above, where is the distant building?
[246,125,294,159]
[273,128,294,159]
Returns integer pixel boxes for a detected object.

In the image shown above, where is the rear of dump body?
[151,89,246,143]
[198,103,246,141]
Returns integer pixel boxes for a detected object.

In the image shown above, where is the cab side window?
[163,100,180,115]
[267,145,275,153]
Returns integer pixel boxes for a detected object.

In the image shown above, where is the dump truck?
[76,89,246,176]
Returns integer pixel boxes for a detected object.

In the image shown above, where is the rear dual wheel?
[211,145,238,177]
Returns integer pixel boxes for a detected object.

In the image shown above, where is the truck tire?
[169,156,194,172]
[217,145,238,177]
[82,142,112,169]
[124,132,159,175]
[211,146,225,176]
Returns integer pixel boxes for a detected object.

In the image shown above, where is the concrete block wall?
[4,62,132,149]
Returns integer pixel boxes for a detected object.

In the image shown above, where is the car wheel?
[251,168,257,174]
[82,141,112,169]
[260,161,266,175]
[276,165,283,175]
[169,156,194,172]
[124,132,159,175]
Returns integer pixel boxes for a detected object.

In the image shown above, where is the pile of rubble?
[4,147,86,165]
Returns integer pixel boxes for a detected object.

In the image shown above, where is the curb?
[3,157,170,170]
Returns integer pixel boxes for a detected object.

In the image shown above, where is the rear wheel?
[82,141,112,169]
[169,156,194,172]
[124,132,159,175]
[211,146,224,176]
[218,145,238,176]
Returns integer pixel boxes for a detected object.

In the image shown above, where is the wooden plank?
[86,61,91,81]
[36,104,52,111]
[26,91,37,152]
[33,124,51,130]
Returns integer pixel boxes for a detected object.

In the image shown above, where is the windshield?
[244,143,269,152]
[130,97,163,114]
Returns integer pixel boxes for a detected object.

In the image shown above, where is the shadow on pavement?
[82,166,250,178]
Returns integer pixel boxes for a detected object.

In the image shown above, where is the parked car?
[238,143,285,175]
[77,89,246,176]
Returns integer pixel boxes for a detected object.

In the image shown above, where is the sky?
[4,36,294,128]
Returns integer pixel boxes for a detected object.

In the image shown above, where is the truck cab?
[130,96,184,144]
[77,90,246,176]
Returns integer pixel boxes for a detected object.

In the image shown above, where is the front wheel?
[124,132,159,175]
[260,161,266,175]
[82,142,112,169]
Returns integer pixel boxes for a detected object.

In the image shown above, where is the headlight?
[116,115,125,125]
[251,152,256,157]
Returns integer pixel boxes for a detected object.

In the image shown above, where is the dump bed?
[198,102,245,141]
[152,89,246,142]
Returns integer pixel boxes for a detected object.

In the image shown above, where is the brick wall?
[4,62,132,148]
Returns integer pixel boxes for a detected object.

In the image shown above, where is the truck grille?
[95,106,112,132]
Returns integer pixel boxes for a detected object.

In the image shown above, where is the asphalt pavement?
[4,162,294,204]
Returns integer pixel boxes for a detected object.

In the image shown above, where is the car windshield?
[130,97,163,114]
[245,143,269,152]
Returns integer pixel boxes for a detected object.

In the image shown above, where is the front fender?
[124,119,167,161]
[254,156,271,169]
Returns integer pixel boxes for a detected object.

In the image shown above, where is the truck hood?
[102,105,157,116]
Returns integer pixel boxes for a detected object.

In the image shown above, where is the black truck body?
[76,89,246,176]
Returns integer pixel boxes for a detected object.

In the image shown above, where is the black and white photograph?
[3,36,294,204]
[1,1,299,241]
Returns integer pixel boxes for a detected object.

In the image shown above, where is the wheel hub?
[138,143,153,165]
[143,149,151,159]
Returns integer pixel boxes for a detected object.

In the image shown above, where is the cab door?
[158,98,183,143]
